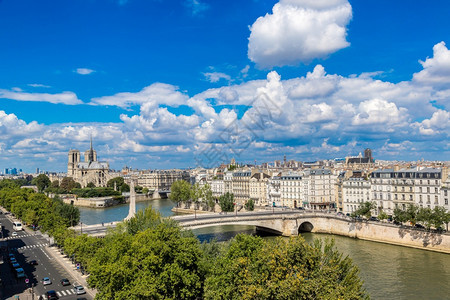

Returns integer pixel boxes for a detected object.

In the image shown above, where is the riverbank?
[308,215,450,254]
[62,193,165,208]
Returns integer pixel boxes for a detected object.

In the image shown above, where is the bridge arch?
[298,221,314,233]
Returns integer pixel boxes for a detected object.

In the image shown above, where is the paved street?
[0,212,93,300]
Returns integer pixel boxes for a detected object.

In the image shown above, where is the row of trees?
[56,206,368,299]
[0,179,80,231]
[393,205,450,230]
[170,181,255,213]
[351,201,450,230]
[170,180,216,212]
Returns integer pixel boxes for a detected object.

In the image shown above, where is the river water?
[79,199,450,300]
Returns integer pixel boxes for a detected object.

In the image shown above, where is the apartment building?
[342,176,371,214]
[279,172,303,208]
[232,170,251,205]
[303,169,336,210]
[249,172,270,207]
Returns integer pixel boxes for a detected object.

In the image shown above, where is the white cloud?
[352,98,408,126]
[413,41,450,87]
[248,0,352,68]
[240,65,250,78]
[3,43,450,171]
[28,83,51,88]
[91,83,189,109]
[203,72,231,83]
[413,109,450,136]
[0,89,83,105]
[0,111,42,137]
[75,68,95,75]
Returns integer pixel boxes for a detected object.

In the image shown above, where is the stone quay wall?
[307,216,450,254]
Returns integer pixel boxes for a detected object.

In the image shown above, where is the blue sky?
[0,0,449,172]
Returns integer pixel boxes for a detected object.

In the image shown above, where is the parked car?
[29,260,38,265]
[12,263,20,269]
[15,268,26,278]
[369,216,380,222]
[42,277,52,285]
[60,278,70,286]
[10,257,17,264]
[46,290,58,300]
[74,284,86,295]
[415,223,425,229]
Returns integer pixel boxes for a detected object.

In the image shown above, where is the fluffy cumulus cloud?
[91,83,189,109]
[248,0,352,68]
[413,42,450,86]
[2,42,450,171]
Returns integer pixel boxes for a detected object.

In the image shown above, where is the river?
[79,199,450,300]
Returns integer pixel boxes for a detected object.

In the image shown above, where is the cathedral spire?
[88,134,94,162]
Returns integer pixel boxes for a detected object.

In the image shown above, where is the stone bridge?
[172,211,348,236]
[73,211,450,254]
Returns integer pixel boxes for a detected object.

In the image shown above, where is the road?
[0,211,92,300]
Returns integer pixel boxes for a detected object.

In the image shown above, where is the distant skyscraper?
[36,168,40,174]
[4,168,8,175]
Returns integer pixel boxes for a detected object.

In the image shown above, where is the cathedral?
[67,139,110,187]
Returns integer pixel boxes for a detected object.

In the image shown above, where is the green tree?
[202,184,215,212]
[87,208,207,300]
[219,192,234,212]
[123,207,165,235]
[31,174,51,192]
[170,180,191,208]
[142,187,149,195]
[86,182,96,188]
[431,206,450,230]
[51,180,60,188]
[191,183,202,212]
[134,185,143,193]
[245,199,255,211]
[405,205,419,226]
[393,207,408,223]
[107,177,125,190]
[120,183,130,193]
[378,210,388,221]
[204,234,368,300]
[60,177,79,192]
[351,201,376,219]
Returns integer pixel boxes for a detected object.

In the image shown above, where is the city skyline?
[1,0,449,172]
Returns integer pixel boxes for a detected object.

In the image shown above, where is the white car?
[42,277,52,285]
[12,232,18,237]
[74,285,86,295]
